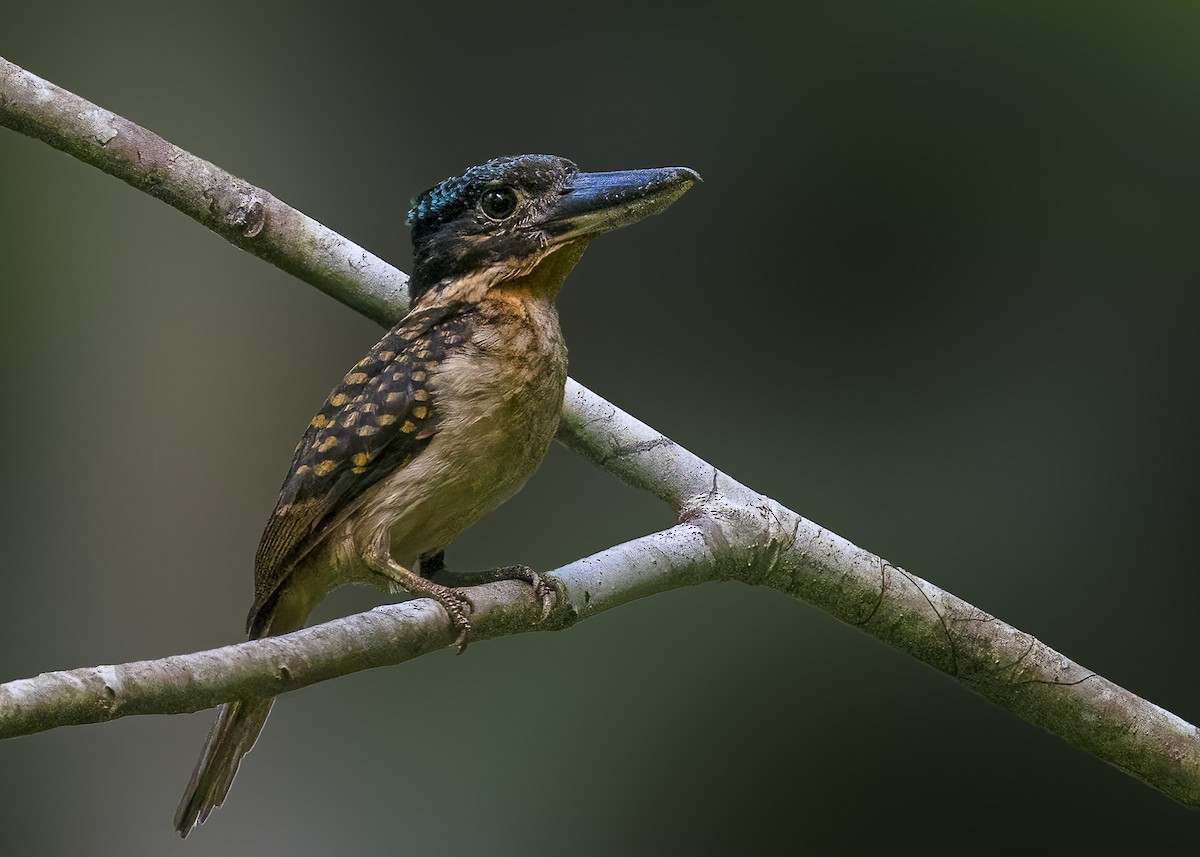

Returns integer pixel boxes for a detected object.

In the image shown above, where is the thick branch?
[1,54,1196,810]
[0,56,407,327]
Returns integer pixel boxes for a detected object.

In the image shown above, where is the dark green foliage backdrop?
[2,2,1197,853]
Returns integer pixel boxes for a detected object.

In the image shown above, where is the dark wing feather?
[248,302,472,633]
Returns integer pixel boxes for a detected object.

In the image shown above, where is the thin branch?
[0,524,713,740]
[1,54,1196,810]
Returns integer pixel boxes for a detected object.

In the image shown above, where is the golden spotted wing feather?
[249,303,472,633]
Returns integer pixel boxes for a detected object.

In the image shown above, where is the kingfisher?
[174,154,699,834]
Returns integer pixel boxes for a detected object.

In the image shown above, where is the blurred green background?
[2,1,1198,853]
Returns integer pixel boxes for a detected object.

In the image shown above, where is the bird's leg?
[422,552,558,622]
[418,549,447,578]
[366,554,474,653]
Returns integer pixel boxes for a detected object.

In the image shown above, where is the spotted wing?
[249,303,472,634]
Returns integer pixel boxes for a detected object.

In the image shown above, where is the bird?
[174,153,699,835]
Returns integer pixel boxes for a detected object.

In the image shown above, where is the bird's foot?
[377,559,475,653]
[419,580,475,654]
[433,563,559,622]
[497,565,558,622]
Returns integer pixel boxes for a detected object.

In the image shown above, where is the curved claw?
[422,563,557,636]
[450,588,476,614]
[487,566,558,621]
[373,558,478,653]
[451,619,472,655]
[441,590,474,653]
[527,571,558,622]
[492,565,557,621]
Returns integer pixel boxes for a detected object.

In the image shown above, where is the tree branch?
[0,56,407,327]
[1,54,1196,810]
[0,524,713,740]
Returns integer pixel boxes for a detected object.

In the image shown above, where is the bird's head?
[407,154,699,304]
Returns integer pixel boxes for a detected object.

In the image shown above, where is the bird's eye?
[479,187,519,221]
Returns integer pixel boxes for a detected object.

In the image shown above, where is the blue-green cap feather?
[407,154,576,234]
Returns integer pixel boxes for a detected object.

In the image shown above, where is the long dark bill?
[543,166,701,241]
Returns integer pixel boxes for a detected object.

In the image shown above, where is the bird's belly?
[348,347,566,576]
